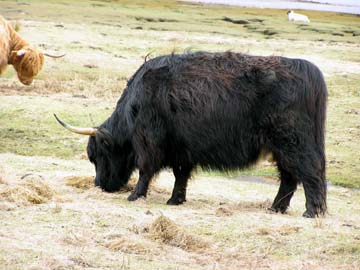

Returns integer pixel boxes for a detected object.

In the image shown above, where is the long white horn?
[54,114,97,136]
[43,51,66,58]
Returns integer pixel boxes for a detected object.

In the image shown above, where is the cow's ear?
[96,128,114,151]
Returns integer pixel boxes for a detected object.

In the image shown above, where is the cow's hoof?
[128,193,140,201]
[302,210,316,218]
[267,207,278,213]
[167,197,186,205]
[268,206,288,214]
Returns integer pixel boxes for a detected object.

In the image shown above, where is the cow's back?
[120,52,326,170]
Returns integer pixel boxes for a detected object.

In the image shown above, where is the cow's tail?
[306,60,328,214]
[316,77,327,163]
[288,58,328,215]
[308,62,327,175]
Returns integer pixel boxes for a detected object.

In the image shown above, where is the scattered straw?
[105,237,153,255]
[257,225,301,236]
[235,199,272,211]
[148,215,209,251]
[216,207,233,217]
[314,217,325,229]
[54,195,73,203]
[0,178,55,206]
[279,225,301,235]
[62,231,88,246]
[215,200,272,216]
[65,176,94,190]
[70,254,93,268]
[257,227,272,236]
[0,176,7,185]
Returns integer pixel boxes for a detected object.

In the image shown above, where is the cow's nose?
[20,78,33,85]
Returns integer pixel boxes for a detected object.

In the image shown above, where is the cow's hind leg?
[294,149,326,217]
[273,149,326,218]
[167,165,193,205]
[270,166,297,214]
[302,168,327,218]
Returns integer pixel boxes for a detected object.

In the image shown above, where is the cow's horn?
[17,49,27,57]
[43,51,66,58]
[54,114,97,136]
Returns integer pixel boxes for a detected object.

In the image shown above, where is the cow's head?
[54,114,135,192]
[10,47,44,85]
[10,47,65,85]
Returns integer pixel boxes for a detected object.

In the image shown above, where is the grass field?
[0,0,359,269]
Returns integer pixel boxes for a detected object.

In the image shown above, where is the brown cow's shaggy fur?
[0,16,44,85]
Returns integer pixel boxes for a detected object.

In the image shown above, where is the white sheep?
[287,10,310,23]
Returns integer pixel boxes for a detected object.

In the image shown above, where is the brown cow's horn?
[43,51,66,58]
[54,114,97,136]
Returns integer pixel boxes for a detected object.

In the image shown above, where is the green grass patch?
[0,96,113,158]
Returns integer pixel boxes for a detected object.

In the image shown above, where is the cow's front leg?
[167,165,192,205]
[128,170,153,201]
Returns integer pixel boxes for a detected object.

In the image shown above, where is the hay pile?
[65,176,138,192]
[0,177,55,206]
[65,176,94,190]
[148,215,209,252]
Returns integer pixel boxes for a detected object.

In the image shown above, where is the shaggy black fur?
[87,52,327,217]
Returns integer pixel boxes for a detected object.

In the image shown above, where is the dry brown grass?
[148,215,210,252]
[215,206,233,217]
[215,199,273,217]
[0,177,55,206]
[234,199,273,211]
[104,236,154,255]
[257,225,302,236]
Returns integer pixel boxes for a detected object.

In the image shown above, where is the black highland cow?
[55,52,327,218]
